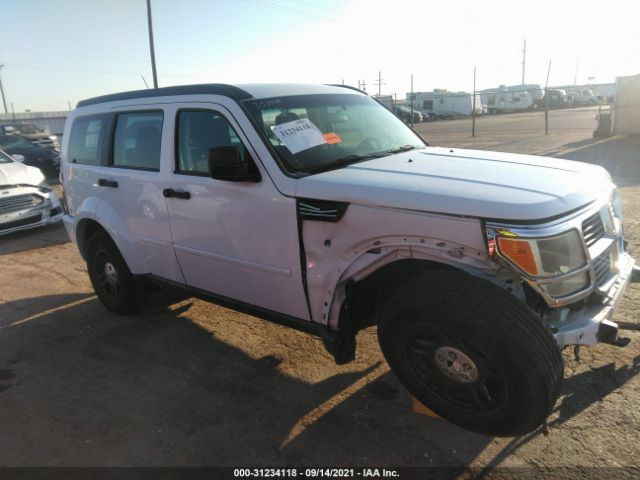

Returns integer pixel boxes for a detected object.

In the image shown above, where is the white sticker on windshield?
[271,118,326,154]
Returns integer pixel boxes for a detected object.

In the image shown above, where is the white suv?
[61,83,636,437]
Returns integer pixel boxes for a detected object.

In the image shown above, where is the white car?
[61,83,636,437]
[0,148,63,235]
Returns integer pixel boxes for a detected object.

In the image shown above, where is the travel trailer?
[410,90,483,116]
[480,86,535,113]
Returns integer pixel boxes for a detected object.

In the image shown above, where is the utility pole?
[67,100,72,111]
[146,0,159,88]
[545,60,552,135]
[573,61,579,86]
[521,39,527,85]
[141,74,150,89]
[358,79,367,92]
[410,74,414,129]
[472,67,477,137]
[0,64,8,114]
[374,71,385,98]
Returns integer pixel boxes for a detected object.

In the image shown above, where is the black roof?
[76,84,253,108]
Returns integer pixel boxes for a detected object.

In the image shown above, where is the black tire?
[377,269,563,437]
[86,231,139,315]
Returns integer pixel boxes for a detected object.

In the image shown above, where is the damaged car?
[0,148,63,236]
[61,83,637,437]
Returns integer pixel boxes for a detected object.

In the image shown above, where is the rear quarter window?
[68,114,110,165]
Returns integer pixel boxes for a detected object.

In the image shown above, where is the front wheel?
[377,270,563,437]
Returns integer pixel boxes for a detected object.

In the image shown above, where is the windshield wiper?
[303,153,387,174]
[387,145,420,154]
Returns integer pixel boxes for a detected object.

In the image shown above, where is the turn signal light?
[497,238,538,275]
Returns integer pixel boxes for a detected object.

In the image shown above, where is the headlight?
[496,229,587,277]
[540,272,589,297]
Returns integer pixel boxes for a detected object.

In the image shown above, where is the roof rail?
[326,84,368,95]
[76,83,253,108]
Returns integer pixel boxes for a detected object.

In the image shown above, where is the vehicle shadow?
[473,354,640,478]
[0,221,69,256]
[2,289,639,471]
[558,135,640,186]
[0,291,488,468]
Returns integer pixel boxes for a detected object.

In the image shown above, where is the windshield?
[0,135,34,149]
[244,93,426,175]
[0,149,13,163]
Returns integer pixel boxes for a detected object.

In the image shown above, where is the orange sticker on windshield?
[323,132,342,144]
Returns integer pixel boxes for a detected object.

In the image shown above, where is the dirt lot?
[1,108,640,475]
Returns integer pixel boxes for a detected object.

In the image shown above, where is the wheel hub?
[434,346,478,383]
[104,262,118,287]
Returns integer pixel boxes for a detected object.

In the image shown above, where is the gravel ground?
[0,109,639,476]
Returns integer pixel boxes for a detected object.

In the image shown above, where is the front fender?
[302,204,497,328]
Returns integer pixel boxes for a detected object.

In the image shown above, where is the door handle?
[163,188,191,200]
[97,178,118,188]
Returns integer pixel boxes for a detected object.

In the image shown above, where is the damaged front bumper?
[552,253,635,347]
[0,185,63,236]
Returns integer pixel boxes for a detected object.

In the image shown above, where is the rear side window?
[112,111,163,171]
[68,115,109,165]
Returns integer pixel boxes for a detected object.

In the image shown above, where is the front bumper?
[552,252,635,347]
[0,186,63,236]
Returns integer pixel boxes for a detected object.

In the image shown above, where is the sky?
[0,0,639,112]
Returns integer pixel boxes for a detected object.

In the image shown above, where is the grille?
[0,194,44,215]
[0,213,42,231]
[582,212,605,248]
[592,251,613,286]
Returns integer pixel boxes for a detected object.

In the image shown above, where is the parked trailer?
[480,87,535,113]
[409,90,482,117]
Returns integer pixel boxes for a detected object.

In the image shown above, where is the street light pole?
[146,0,159,88]
[0,64,8,114]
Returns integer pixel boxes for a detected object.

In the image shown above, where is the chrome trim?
[486,185,626,308]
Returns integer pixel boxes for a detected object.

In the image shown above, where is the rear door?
[163,103,310,320]
[97,107,183,282]
[66,107,183,282]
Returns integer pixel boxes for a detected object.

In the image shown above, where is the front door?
[164,104,310,320]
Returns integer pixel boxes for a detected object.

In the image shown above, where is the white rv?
[480,86,535,113]
[409,90,483,117]
[507,84,544,105]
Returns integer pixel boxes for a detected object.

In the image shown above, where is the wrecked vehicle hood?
[295,146,612,221]
[0,160,44,186]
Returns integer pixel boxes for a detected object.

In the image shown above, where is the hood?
[0,161,45,186]
[295,146,612,221]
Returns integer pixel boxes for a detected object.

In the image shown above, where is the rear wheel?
[86,231,139,314]
[377,269,563,436]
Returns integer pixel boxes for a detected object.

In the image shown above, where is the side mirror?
[11,154,25,163]
[207,146,260,182]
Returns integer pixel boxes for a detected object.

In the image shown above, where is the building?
[0,111,69,135]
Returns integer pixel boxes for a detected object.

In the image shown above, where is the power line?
[287,0,355,19]
[240,0,350,23]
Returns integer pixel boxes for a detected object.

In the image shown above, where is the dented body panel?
[300,203,495,327]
